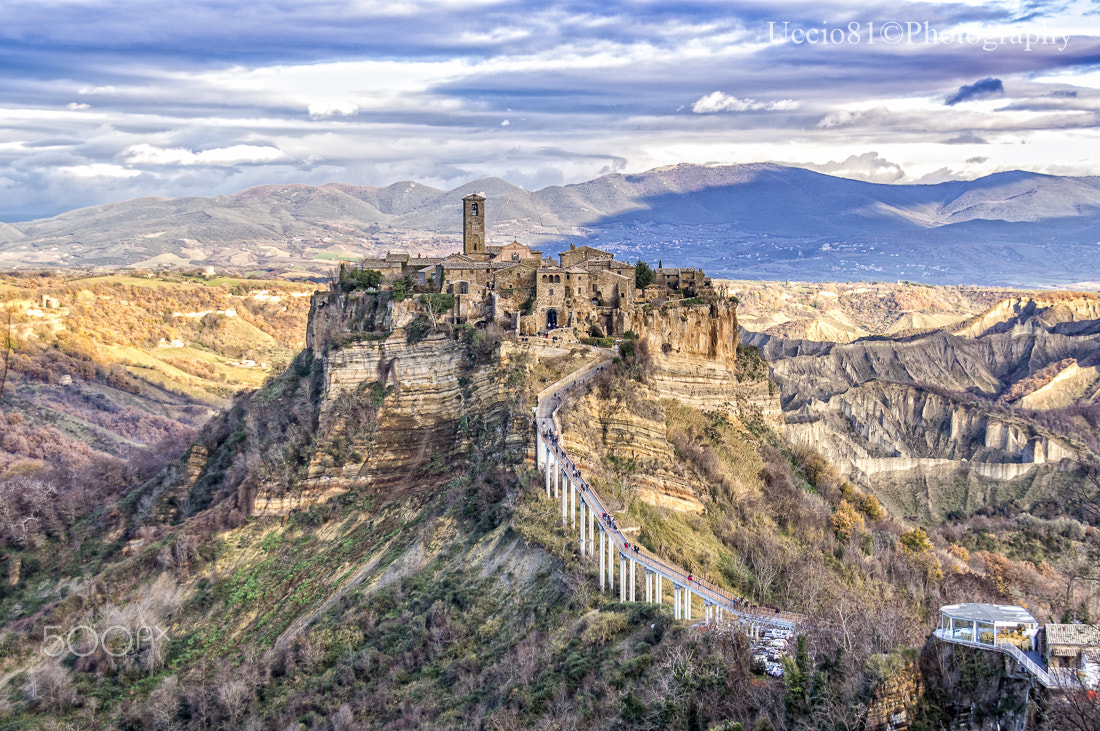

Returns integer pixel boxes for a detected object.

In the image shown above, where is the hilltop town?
[345,193,711,338]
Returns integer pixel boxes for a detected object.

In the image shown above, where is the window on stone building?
[550,289,554,296]
[471,203,479,216]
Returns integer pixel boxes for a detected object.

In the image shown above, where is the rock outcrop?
[749,294,1100,520]
[558,300,776,513]
[249,292,525,516]
[865,660,924,731]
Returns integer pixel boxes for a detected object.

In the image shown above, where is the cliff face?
[913,640,1037,730]
[255,293,759,517]
[865,661,924,731]
[249,293,525,516]
[558,301,776,514]
[305,290,417,350]
[748,296,1100,520]
[633,301,782,429]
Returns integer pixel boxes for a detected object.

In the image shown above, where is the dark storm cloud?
[946,78,1005,105]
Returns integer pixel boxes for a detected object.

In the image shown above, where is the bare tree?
[0,308,12,398]
[1069,453,1100,527]
[1045,664,1100,731]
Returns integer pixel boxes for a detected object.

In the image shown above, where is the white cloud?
[308,102,359,119]
[691,92,800,114]
[66,102,90,110]
[123,144,288,166]
[57,163,141,179]
[180,59,469,117]
[77,85,116,96]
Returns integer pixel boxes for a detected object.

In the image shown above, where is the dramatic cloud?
[0,1,1097,219]
[943,133,989,144]
[946,78,1005,106]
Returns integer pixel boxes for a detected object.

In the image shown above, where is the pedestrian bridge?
[533,354,801,635]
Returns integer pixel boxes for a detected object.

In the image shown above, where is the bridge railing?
[933,629,1055,688]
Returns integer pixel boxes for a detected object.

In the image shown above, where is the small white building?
[938,603,1040,651]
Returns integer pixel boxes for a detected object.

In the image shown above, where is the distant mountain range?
[2,163,1099,286]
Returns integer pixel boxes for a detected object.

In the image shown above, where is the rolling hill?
[1,164,1099,286]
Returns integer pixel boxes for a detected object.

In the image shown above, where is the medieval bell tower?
[463,193,486,256]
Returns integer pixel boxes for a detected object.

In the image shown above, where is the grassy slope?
[0,270,315,456]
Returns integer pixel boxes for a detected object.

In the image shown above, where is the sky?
[0,0,1098,221]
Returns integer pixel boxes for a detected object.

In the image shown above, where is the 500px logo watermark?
[768,21,1070,52]
[41,623,169,658]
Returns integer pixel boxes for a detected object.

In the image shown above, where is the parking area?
[751,628,793,678]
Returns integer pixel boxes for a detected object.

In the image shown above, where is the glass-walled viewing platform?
[935,603,1039,651]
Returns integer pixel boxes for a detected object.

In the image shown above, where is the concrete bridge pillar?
[629,560,636,602]
[587,504,595,557]
[608,535,615,593]
[673,586,681,620]
[685,588,692,621]
[569,478,575,528]
[599,528,606,589]
[560,471,567,525]
[545,451,552,497]
[644,571,652,603]
[655,574,662,605]
[579,499,586,554]
[554,458,560,499]
[619,555,627,602]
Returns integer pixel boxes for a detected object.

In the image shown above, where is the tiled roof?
[442,262,513,270]
[1046,624,1100,647]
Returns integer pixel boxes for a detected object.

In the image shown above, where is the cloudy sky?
[0,0,1098,220]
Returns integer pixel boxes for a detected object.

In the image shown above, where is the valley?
[0,267,1096,729]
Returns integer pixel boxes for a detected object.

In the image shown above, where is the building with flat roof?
[938,603,1040,650]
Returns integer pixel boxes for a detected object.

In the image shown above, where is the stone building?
[655,267,710,293]
[1042,623,1100,687]
[369,193,707,338]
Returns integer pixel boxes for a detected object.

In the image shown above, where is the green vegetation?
[418,292,455,314]
[635,260,655,289]
[337,262,383,291]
